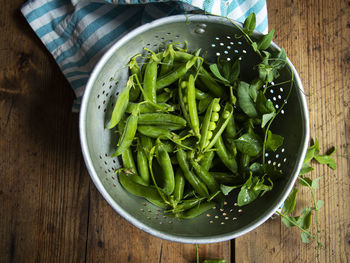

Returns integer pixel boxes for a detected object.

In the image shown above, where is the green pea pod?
[187,74,200,137]
[157,90,173,103]
[156,142,175,195]
[211,172,245,185]
[181,201,215,219]
[215,135,238,173]
[112,108,138,157]
[119,171,162,201]
[139,134,153,158]
[106,77,133,129]
[191,160,219,193]
[178,80,191,125]
[173,50,193,62]
[126,102,175,114]
[146,198,168,209]
[156,56,199,90]
[174,169,185,202]
[198,67,226,98]
[205,103,234,151]
[138,113,187,127]
[137,125,172,139]
[195,88,209,100]
[171,197,205,213]
[137,142,150,185]
[160,44,175,76]
[224,115,237,139]
[200,151,215,171]
[176,149,209,198]
[199,98,220,152]
[121,147,138,175]
[143,59,158,103]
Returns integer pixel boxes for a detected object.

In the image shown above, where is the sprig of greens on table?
[108,12,289,219]
[277,139,336,252]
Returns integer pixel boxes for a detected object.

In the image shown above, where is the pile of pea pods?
[107,41,287,219]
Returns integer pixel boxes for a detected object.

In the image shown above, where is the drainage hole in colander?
[98,105,101,110]
[115,91,119,96]
[211,44,216,47]
[215,37,220,40]
[97,94,100,98]
[175,35,180,38]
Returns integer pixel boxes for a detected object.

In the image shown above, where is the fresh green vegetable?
[110,14,291,219]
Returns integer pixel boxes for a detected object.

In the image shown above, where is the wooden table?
[0,0,349,262]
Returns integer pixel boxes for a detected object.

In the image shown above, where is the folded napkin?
[21,0,268,111]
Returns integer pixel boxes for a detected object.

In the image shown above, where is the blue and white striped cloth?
[21,0,268,111]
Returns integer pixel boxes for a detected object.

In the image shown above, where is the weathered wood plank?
[0,1,90,262]
[235,0,350,262]
[85,185,231,262]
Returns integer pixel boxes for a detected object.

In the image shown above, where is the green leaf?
[265,130,284,152]
[281,215,299,228]
[256,91,275,114]
[257,29,274,50]
[251,42,259,53]
[243,12,256,36]
[254,177,273,195]
[299,163,314,175]
[209,64,229,83]
[283,187,298,214]
[316,200,324,210]
[270,48,287,70]
[298,207,313,229]
[261,112,275,128]
[249,85,258,102]
[301,231,311,243]
[237,174,259,206]
[220,184,242,196]
[304,139,320,163]
[311,176,322,189]
[249,163,283,180]
[299,176,312,187]
[235,132,262,157]
[237,184,260,206]
[230,59,240,83]
[237,81,258,118]
[314,149,337,169]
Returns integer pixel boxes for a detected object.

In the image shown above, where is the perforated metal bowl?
[79,14,309,243]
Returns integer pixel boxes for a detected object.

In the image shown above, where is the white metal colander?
[79,14,309,244]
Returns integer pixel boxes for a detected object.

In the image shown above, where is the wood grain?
[235,0,350,262]
[0,0,349,262]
